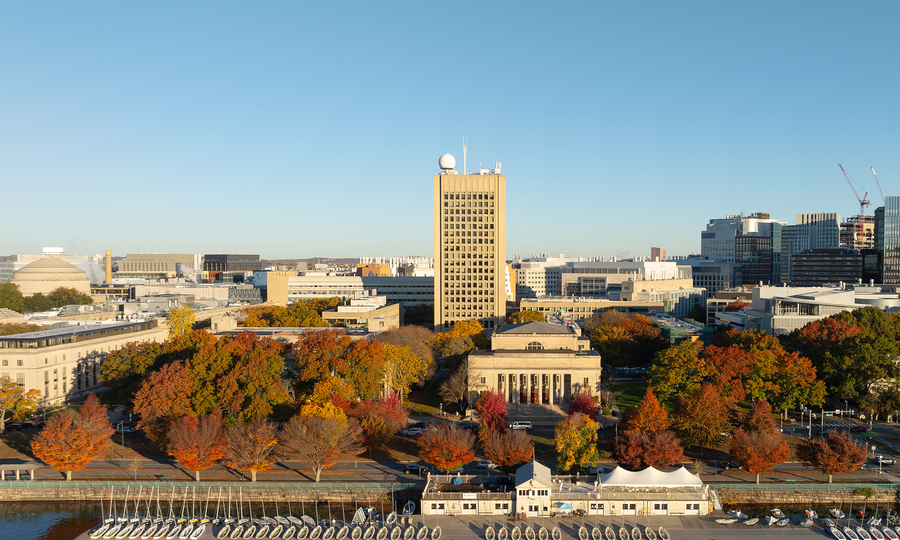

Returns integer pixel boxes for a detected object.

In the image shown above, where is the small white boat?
[402,502,415,516]
[743,518,759,526]
[833,509,847,519]
[800,519,814,528]
[644,528,656,540]
[631,527,641,540]
[776,518,790,527]
[216,524,231,539]
[832,528,847,540]
[807,510,820,520]
[870,528,886,540]
[826,519,838,527]
[771,509,785,518]
[765,516,776,526]
[845,527,860,540]
[857,527,873,540]
[716,519,737,525]
[728,510,748,519]
[883,527,899,540]
[657,528,669,540]
[605,527,615,540]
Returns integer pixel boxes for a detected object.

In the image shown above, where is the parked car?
[509,421,532,431]
[404,464,427,474]
[5,423,23,431]
[723,461,742,470]
[477,460,497,469]
[114,426,135,434]
[586,465,605,475]
[852,426,868,433]
[402,427,424,436]
[875,455,895,465]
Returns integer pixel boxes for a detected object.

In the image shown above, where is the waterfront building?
[434,154,506,330]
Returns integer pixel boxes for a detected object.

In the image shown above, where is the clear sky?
[1,1,898,261]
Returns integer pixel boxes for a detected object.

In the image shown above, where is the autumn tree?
[239,298,338,328]
[99,341,162,400]
[730,430,788,483]
[506,311,545,325]
[484,430,534,471]
[475,389,508,443]
[0,376,41,433]
[376,325,436,385]
[167,410,225,482]
[431,320,488,361]
[223,418,278,482]
[623,387,669,434]
[345,393,408,449]
[281,414,364,482]
[555,413,600,473]
[166,305,196,339]
[133,361,197,447]
[418,423,475,472]
[796,432,867,483]
[381,343,431,400]
[614,430,684,470]
[46,287,93,307]
[672,384,729,456]
[649,340,706,401]
[31,394,113,481]
[589,314,666,366]
[740,401,778,434]
[568,392,599,421]
[724,300,750,312]
[0,323,44,336]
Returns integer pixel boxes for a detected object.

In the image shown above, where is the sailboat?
[90,488,114,539]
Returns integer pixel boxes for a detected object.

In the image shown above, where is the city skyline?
[1,1,898,259]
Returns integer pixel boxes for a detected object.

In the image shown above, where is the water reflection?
[0,501,102,540]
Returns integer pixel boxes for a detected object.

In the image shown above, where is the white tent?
[597,466,703,488]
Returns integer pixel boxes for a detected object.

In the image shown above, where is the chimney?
[105,250,112,284]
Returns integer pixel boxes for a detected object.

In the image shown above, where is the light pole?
[119,421,125,457]
[846,400,850,436]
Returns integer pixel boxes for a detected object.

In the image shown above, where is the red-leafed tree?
[568,392,599,421]
[701,345,753,402]
[418,424,475,472]
[796,431,867,483]
[346,393,408,449]
[281,414,365,482]
[730,429,788,483]
[475,389,508,443]
[167,409,226,482]
[484,430,534,471]
[31,394,113,481]
[672,383,729,456]
[614,430,684,470]
[741,401,778,434]
[623,387,669,434]
[133,361,197,447]
[223,418,278,482]
[724,300,751,312]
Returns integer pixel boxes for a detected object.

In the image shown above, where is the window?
[480,377,486,384]
[17,359,23,367]
[1,360,6,367]
[583,378,589,386]
[463,503,477,510]
[525,342,543,351]
[430,503,445,510]
[654,503,668,510]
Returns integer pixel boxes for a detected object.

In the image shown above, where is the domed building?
[10,258,91,297]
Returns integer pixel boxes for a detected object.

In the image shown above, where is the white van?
[510,421,532,431]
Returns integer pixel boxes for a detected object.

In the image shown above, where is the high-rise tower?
[434,153,506,330]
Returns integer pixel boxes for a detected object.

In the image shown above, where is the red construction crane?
[872,166,886,204]
[839,163,871,216]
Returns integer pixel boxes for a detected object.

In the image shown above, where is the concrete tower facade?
[434,155,506,330]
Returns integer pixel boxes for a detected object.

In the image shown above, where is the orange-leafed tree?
[672,383,729,456]
[345,393,408,449]
[223,418,278,482]
[133,361,197,447]
[484,429,534,471]
[167,409,225,482]
[614,430,684,470]
[418,423,475,472]
[730,430,788,483]
[740,401,778,434]
[568,392,599,421]
[281,414,365,482]
[31,394,113,481]
[623,387,669,434]
[724,300,751,312]
[475,389,508,444]
[796,431,867,483]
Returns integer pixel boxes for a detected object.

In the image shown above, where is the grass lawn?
[610,381,649,414]
[531,435,555,463]
[406,382,443,416]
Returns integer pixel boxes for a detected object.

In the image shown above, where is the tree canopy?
[555,412,600,473]
[506,311,545,325]
[418,423,475,472]
[239,298,340,328]
[0,376,42,433]
[31,394,113,481]
[588,314,666,366]
[796,431,867,483]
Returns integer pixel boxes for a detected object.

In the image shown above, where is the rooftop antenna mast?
[463,136,467,175]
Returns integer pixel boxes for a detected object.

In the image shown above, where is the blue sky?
[1,1,898,261]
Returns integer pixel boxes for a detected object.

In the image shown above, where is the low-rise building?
[422,461,709,518]
[0,320,168,405]
[518,297,664,323]
[468,321,599,408]
[322,295,401,332]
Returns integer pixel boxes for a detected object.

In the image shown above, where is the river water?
[0,501,102,540]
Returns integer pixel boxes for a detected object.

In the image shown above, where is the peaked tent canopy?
[597,466,703,488]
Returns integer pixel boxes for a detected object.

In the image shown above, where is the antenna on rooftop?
[463,136,467,175]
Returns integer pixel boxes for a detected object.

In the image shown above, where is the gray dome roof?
[13,258,89,281]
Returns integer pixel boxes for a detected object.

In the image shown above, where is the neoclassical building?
[468,321,601,407]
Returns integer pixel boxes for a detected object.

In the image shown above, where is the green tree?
[0,283,25,313]
[24,293,53,312]
[166,305,196,338]
[649,340,706,401]
[506,311,545,325]
[46,287,93,307]
[555,412,600,473]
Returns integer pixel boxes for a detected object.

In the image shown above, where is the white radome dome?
[439,153,456,170]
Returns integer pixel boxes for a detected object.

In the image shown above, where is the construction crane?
[871,166,886,204]
[839,163,871,216]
